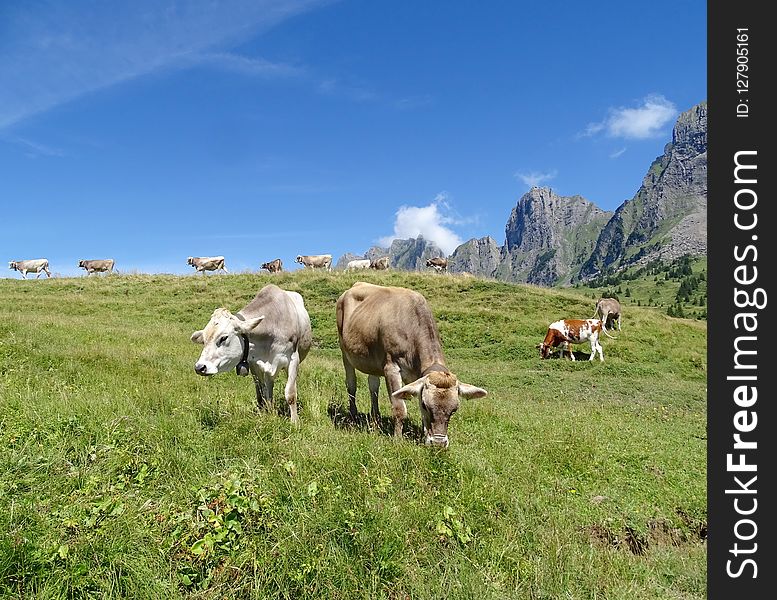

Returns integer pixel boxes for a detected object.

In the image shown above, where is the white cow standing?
[191,284,312,424]
[345,259,371,271]
[9,259,51,279]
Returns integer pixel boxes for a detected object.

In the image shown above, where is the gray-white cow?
[9,259,51,279]
[191,284,312,423]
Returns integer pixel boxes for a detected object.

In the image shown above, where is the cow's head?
[8,262,18,271]
[392,371,486,448]
[78,260,85,268]
[186,257,195,266]
[190,308,264,376]
[295,255,304,264]
[538,341,553,359]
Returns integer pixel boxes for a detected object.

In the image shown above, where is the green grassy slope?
[0,271,707,599]
[572,255,708,321]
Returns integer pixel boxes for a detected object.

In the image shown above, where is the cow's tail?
[601,325,618,340]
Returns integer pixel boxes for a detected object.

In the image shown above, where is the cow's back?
[337,282,442,375]
[240,285,312,359]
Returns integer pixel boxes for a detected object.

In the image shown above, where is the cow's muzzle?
[194,363,211,376]
[425,434,449,448]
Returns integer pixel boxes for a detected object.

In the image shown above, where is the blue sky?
[0,0,706,277]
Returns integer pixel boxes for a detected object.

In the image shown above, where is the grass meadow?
[0,270,707,599]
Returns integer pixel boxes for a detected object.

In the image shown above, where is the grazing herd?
[7,253,453,278]
[7,251,625,446]
[188,273,624,446]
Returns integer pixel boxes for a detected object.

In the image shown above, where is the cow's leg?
[343,357,358,421]
[252,371,267,408]
[565,341,575,361]
[284,351,301,425]
[367,375,381,424]
[383,362,406,438]
[617,315,622,331]
[264,372,275,407]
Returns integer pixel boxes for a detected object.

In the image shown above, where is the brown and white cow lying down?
[9,259,51,279]
[336,281,487,447]
[593,297,622,332]
[539,319,614,362]
[261,258,283,273]
[78,259,115,274]
[188,256,228,274]
[296,254,332,270]
[191,284,312,424]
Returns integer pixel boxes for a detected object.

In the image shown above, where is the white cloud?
[379,194,464,255]
[583,94,678,140]
[0,0,329,129]
[188,52,303,78]
[514,169,557,189]
[609,147,627,159]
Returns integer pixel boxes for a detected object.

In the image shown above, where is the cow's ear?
[235,315,264,334]
[191,330,204,344]
[392,378,426,400]
[458,383,487,400]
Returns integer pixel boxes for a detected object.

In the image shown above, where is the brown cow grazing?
[78,259,115,274]
[336,281,487,447]
[369,256,390,270]
[425,257,448,273]
[593,298,622,332]
[187,256,228,274]
[295,254,332,271]
[9,259,51,279]
[261,258,283,273]
[538,319,614,362]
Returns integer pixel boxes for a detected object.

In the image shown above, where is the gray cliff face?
[579,102,707,279]
[448,236,501,277]
[364,236,445,270]
[500,188,612,285]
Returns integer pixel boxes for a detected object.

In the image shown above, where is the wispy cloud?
[1,134,66,157]
[379,193,466,255]
[185,52,304,78]
[581,94,678,140]
[609,147,627,159]
[317,78,378,103]
[514,169,557,189]
[0,0,330,130]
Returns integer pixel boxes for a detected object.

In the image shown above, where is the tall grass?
[0,271,706,599]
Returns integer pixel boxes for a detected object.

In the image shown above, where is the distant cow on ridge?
[261,259,283,273]
[426,257,448,273]
[345,259,371,271]
[8,259,51,279]
[295,254,332,271]
[78,259,115,275]
[369,257,390,270]
[187,256,228,274]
